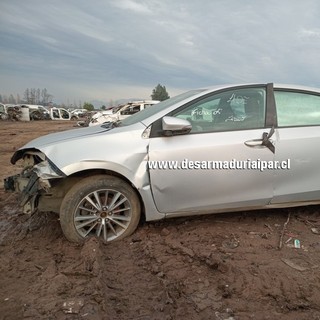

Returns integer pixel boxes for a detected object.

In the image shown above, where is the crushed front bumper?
[4,159,65,214]
[4,171,41,214]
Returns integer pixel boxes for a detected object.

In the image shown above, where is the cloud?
[111,0,152,14]
[0,0,320,104]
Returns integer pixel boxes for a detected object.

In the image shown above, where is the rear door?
[272,89,320,203]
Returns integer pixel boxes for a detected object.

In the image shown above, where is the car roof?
[199,83,320,94]
[273,83,320,93]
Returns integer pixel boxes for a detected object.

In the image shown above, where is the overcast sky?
[1,0,320,105]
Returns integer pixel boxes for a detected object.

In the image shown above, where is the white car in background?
[89,100,160,126]
[71,109,88,117]
[49,107,75,120]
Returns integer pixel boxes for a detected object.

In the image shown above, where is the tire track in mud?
[98,224,236,320]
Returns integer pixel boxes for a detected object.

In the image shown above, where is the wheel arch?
[53,168,146,221]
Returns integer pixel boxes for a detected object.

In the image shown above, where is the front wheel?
[59,175,141,243]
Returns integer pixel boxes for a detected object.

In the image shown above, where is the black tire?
[59,175,141,244]
[30,110,43,120]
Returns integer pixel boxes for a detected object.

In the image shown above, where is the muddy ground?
[0,120,319,320]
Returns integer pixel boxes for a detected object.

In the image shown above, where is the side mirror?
[162,116,192,136]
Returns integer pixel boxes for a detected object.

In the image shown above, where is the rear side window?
[275,91,320,127]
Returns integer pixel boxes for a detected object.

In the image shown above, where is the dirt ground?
[0,120,320,320]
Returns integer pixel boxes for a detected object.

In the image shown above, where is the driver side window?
[173,88,266,133]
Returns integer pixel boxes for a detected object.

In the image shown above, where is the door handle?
[244,127,275,153]
[244,139,265,147]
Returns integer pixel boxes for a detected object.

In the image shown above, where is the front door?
[148,86,275,215]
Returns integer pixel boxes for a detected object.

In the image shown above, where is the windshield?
[120,89,205,126]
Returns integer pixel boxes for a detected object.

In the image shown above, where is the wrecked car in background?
[49,107,77,120]
[4,83,320,244]
[0,103,8,120]
[0,103,22,121]
[0,104,79,121]
[20,104,51,120]
[70,109,88,117]
[89,100,159,126]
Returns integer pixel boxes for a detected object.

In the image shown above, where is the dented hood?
[11,122,145,165]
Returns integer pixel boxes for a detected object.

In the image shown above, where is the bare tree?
[36,88,41,104]
[30,88,36,104]
[8,94,16,104]
[22,88,53,105]
[41,88,53,106]
[24,89,30,103]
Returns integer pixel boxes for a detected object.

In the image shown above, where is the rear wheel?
[59,175,141,243]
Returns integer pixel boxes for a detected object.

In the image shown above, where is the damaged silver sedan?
[5,83,320,243]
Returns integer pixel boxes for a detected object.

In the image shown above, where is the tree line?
[0,88,53,106]
[0,84,170,107]
[0,93,21,105]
